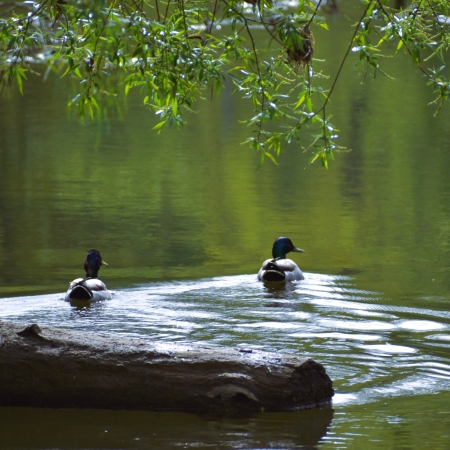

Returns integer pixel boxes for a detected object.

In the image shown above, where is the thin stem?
[164,0,171,24]
[93,0,116,58]
[179,0,188,38]
[322,0,373,110]
[307,0,324,27]
[155,0,161,21]
[376,0,430,79]
[13,0,50,66]
[222,0,266,145]
[296,0,375,131]
[208,0,218,35]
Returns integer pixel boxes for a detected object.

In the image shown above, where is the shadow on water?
[0,405,334,449]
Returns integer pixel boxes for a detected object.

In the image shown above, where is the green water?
[1,2,450,448]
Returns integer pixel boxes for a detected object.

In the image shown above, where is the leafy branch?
[1,0,449,167]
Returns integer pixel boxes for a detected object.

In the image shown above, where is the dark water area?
[1,1,450,449]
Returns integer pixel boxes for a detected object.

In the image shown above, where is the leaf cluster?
[1,0,449,166]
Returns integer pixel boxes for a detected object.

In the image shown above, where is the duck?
[257,237,305,282]
[65,249,112,302]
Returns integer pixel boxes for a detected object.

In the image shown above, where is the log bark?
[0,321,334,415]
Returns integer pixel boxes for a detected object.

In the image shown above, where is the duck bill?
[101,261,108,266]
[293,247,305,253]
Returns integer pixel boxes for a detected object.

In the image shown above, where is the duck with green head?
[257,237,305,282]
[65,249,112,302]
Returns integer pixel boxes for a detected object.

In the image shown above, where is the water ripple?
[1,273,449,406]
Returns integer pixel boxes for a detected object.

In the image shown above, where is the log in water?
[0,322,334,415]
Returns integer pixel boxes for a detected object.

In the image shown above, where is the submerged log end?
[290,358,335,410]
[203,357,334,413]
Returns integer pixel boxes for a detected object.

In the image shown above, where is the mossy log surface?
[0,322,334,415]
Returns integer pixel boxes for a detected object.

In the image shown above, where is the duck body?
[65,249,111,302]
[65,277,112,302]
[258,258,304,282]
[257,237,305,283]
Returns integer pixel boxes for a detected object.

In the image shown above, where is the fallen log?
[0,321,334,415]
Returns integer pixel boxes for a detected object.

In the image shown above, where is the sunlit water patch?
[1,273,449,409]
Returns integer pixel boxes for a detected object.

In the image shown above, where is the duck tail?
[68,279,93,300]
[262,261,286,282]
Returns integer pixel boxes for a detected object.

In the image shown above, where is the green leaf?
[16,67,27,80]
[153,121,166,131]
[132,46,142,57]
[88,102,94,119]
[294,93,306,110]
[90,96,99,110]
[16,71,23,95]
[258,151,265,169]
[60,65,72,79]
[172,98,178,116]
[309,153,320,164]
[264,152,278,165]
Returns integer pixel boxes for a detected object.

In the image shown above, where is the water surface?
[1,1,450,448]
[0,274,449,448]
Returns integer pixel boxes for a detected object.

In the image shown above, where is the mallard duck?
[65,249,112,302]
[257,237,305,282]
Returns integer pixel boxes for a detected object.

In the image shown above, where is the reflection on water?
[0,406,334,449]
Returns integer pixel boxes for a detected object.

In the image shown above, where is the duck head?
[272,237,304,259]
[84,249,108,278]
